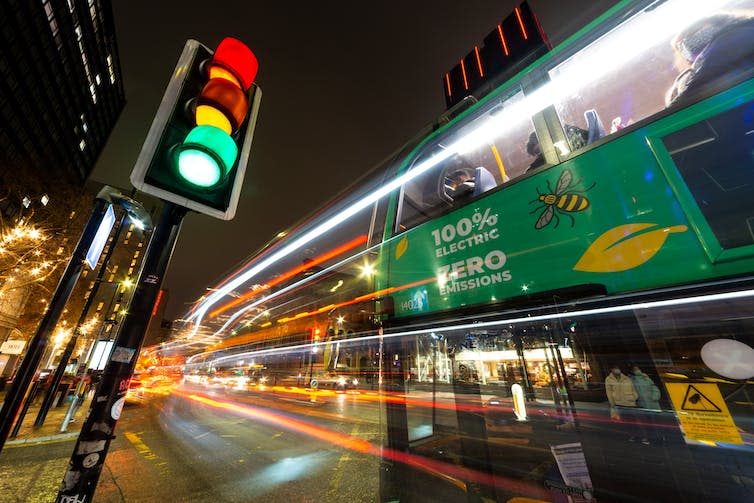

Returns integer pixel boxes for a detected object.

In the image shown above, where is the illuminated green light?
[176,125,238,188]
[177,150,222,187]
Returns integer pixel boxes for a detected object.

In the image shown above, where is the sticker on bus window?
[665,382,742,445]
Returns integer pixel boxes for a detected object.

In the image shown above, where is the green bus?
[173,0,754,501]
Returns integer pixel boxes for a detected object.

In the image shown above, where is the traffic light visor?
[196,78,249,133]
[176,125,238,188]
[210,37,258,91]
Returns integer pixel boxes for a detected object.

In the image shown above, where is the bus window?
[397,90,534,232]
[662,98,754,249]
[548,0,754,155]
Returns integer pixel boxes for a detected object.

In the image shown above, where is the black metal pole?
[34,210,130,428]
[0,197,108,453]
[57,202,186,502]
[10,381,41,438]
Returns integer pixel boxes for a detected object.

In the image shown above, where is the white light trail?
[186,0,732,338]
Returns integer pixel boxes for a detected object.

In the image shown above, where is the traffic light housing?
[130,38,261,220]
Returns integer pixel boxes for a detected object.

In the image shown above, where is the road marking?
[124,431,159,461]
[328,424,360,497]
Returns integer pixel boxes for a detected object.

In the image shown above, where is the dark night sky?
[89,0,618,319]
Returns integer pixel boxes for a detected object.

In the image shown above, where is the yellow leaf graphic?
[396,237,408,260]
[574,223,687,273]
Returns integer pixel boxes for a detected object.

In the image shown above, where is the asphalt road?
[6,380,745,502]
[0,383,383,502]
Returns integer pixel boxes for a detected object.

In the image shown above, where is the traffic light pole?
[0,197,109,453]
[56,201,186,503]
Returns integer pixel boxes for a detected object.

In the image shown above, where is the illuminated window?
[88,0,98,31]
[96,302,104,312]
[79,139,86,151]
[106,55,115,84]
[42,1,62,51]
[108,273,115,282]
[398,90,529,231]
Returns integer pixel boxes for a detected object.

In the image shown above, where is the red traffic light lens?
[196,78,249,133]
[210,37,258,91]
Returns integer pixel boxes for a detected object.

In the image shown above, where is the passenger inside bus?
[666,10,754,107]
[525,131,545,172]
[442,166,498,204]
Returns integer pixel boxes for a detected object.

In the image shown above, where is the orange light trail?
[473,46,484,77]
[496,25,509,56]
[178,390,551,498]
[210,235,368,318]
[276,277,436,325]
[206,277,438,354]
[515,7,528,40]
[444,73,452,97]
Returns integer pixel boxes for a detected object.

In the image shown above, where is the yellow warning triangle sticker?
[681,384,722,412]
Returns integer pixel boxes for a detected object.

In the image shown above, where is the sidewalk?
[0,388,90,446]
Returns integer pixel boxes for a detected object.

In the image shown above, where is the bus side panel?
[386,127,754,319]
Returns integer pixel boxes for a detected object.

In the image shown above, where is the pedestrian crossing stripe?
[681,384,721,412]
[665,382,742,445]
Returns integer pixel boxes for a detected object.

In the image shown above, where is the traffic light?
[130,38,262,220]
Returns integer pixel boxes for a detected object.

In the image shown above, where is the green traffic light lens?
[176,125,238,188]
[177,149,223,187]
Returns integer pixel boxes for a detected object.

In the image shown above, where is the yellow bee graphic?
[530,169,594,229]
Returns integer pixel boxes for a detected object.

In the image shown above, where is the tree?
[0,184,91,340]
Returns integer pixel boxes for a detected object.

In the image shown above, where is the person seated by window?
[564,124,589,152]
[666,11,754,107]
[444,169,476,204]
[526,131,545,172]
[526,125,589,173]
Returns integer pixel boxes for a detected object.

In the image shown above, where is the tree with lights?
[0,186,91,342]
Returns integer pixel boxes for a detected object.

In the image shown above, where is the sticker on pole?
[111,397,125,420]
[110,346,136,364]
[665,382,742,445]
